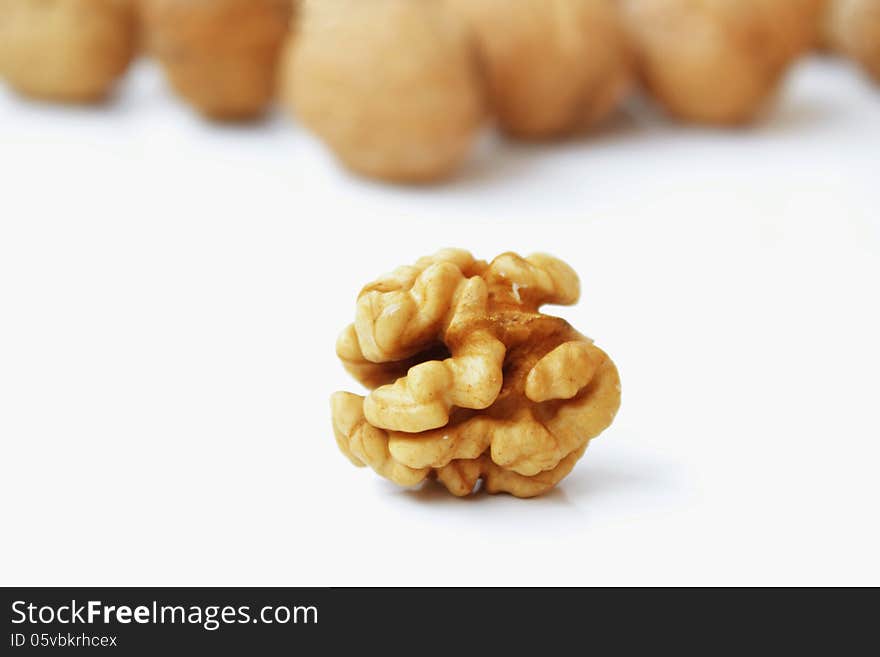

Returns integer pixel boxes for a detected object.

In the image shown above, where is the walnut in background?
[141,0,292,120]
[282,0,485,183]
[826,0,880,82]
[447,0,633,140]
[0,0,136,103]
[620,0,823,125]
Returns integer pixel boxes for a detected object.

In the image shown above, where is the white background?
[1,57,878,587]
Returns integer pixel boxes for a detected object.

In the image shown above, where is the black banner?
[1,587,871,653]
[1,587,623,653]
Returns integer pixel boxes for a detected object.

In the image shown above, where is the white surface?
[1,57,878,587]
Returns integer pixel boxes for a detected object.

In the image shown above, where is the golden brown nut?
[0,0,136,103]
[826,0,880,82]
[620,0,822,124]
[446,0,632,140]
[811,0,840,50]
[141,0,292,120]
[331,249,622,498]
[282,0,485,183]
[764,0,828,61]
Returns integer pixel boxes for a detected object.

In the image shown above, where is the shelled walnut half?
[331,250,621,498]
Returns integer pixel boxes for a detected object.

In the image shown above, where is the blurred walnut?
[142,0,292,120]
[447,0,633,139]
[621,0,822,124]
[282,0,485,183]
[331,249,621,498]
[826,0,880,82]
[0,0,136,103]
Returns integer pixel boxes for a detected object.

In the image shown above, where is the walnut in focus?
[331,250,621,498]
[620,0,822,124]
[141,0,292,120]
[281,0,485,183]
[826,0,880,82]
[0,0,136,103]
[446,0,633,140]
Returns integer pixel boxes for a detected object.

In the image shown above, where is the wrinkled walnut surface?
[331,249,621,498]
